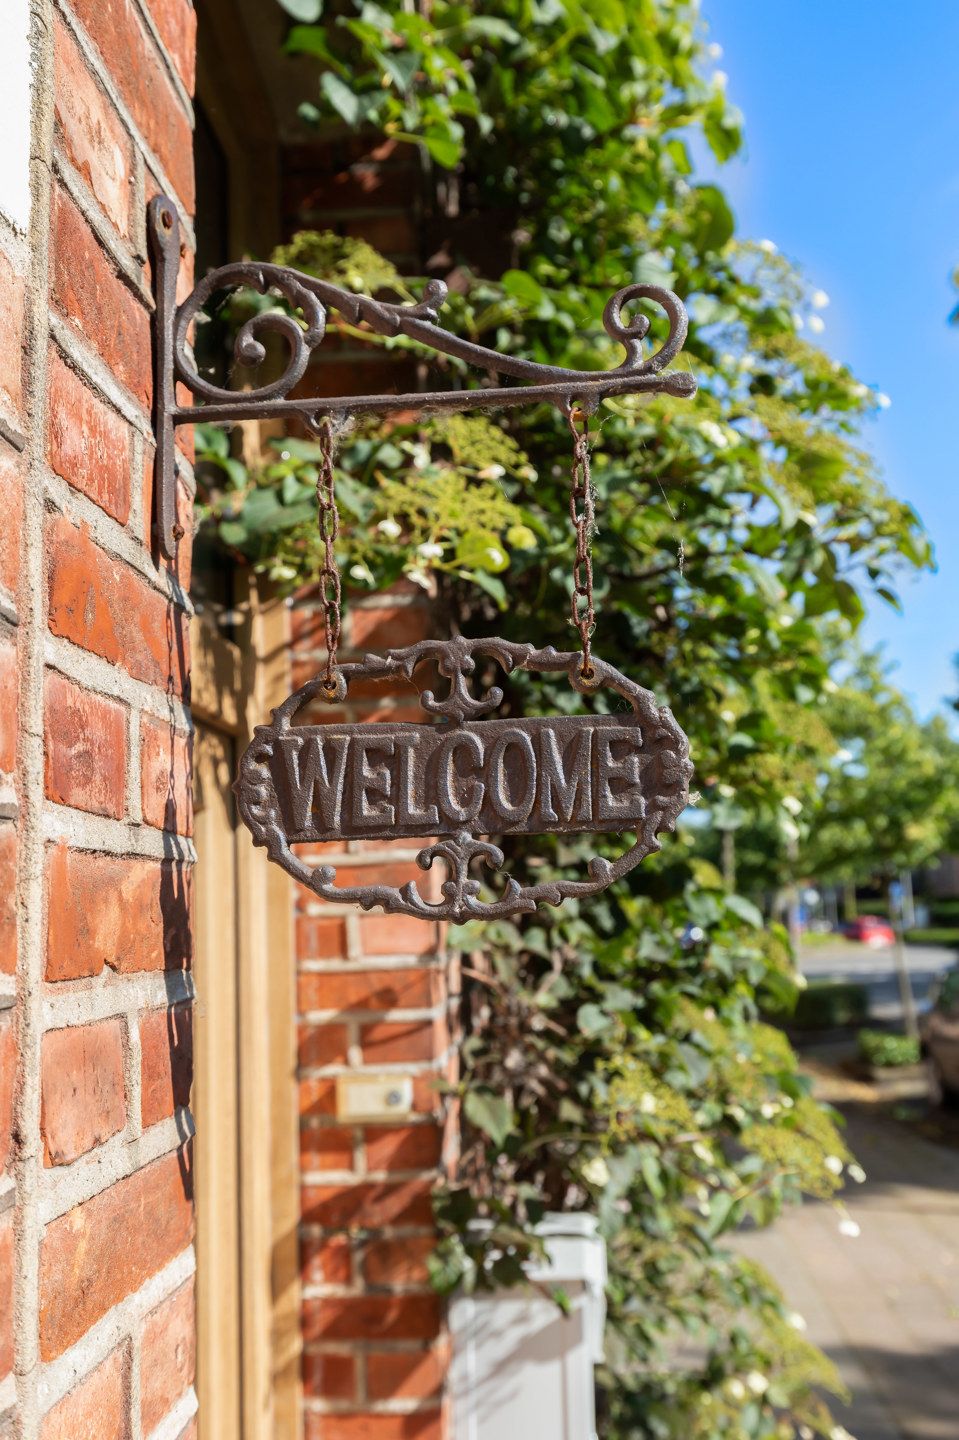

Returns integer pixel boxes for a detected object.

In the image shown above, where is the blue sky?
[700,1,959,719]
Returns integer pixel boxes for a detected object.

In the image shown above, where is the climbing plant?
[196,2,933,1434]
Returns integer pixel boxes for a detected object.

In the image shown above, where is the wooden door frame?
[191,574,301,1440]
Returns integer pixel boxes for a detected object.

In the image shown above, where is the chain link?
[316,418,342,696]
[566,406,596,680]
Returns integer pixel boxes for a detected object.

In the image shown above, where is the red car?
[841,914,895,947]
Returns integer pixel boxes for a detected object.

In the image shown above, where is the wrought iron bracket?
[149,195,697,561]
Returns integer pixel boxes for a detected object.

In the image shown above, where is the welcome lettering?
[271,716,650,842]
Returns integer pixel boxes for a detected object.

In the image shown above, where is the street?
[798,940,956,1023]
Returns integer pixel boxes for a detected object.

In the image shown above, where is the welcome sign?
[235,637,691,922]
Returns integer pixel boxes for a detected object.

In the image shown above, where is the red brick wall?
[292,587,457,1440]
[4,0,197,1434]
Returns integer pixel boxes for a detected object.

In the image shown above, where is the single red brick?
[0,638,16,774]
[46,847,191,980]
[360,1020,445,1067]
[140,715,193,833]
[44,670,126,819]
[39,1345,128,1440]
[358,915,440,958]
[39,1147,194,1360]
[0,244,25,424]
[302,1180,434,1230]
[140,1277,195,1434]
[304,1415,443,1440]
[41,1020,126,1166]
[47,513,190,695]
[363,1126,442,1174]
[0,1209,12,1377]
[302,1351,356,1402]
[0,827,16,976]
[51,186,151,409]
[298,968,439,1015]
[363,1237,435,1290]
[68,0,194,208]
[366,1345,448,1402]
[296,915,348,959]
[303,1294,441,1346]
[299,1080,337,1119]
[53,17,133,236]
[47,349,131,522]
[349,605,430,652]
[0,1016,15,1175]
[0,448,23,604]
[298,1023,349,1070]
[301,1233,353,1288]
[142,0,197,92]
[140,1004,193,1128]
[300,1126,353,1173]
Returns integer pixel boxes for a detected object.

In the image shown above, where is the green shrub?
[857,1029,921,1068]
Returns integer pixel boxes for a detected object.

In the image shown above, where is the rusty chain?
[566,406,596,681]
[316,418,342,697]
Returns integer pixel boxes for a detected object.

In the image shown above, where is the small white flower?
[693,1141,713,1163]
[639,1093,658,1115]
[781,795,803,816]
[518,464,538,482]
[720,709,736,723]
[877,391,892,409]
[825,1155,844,1176]
[485,546,506,567]
[851,381,869,398]
[377,517,402,540]
[417,541,444,559]
[410,443,431,468]
[582,1156,610,1187]
[280,450,292,461]
[718,783,736,798]
[702,1007,717,1022]
[406,566,432,591]
[781,1095,794,1109]
[835,745,853,762]
[831,1428,857,1440]
[758,239,778,255]
[477,463,506,480]
[707,41,723,59]
[746,1370,769,1396]
[724,1377,747,1402]
[812,289,830,309]
[780,817,801,842]
[779,611,795,627]
[760,1101,779,1119]
[728,1104,746,1123]
[799,1428,814,1440]
[848,1163,867,1184]
[787,1310,808,1332]
[700,419,729,449]
[838,1217,861,1238]
[808,314,825,334]
[712,69,728,90]
[795,973,808,990]
[349,562,374,585]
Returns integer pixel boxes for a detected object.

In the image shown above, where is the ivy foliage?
[195,2,936,1433]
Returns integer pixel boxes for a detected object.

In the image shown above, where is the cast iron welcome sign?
[236,637,691,922]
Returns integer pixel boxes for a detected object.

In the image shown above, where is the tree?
[199,3,934,1433]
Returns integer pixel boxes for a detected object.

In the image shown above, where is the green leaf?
[277,0,323,20]
[501,269,544,307]
[463,1089,514,1148]
[320,71,361,125]
[577,1002,612,1037]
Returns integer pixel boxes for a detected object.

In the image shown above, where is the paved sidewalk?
[733,1078,959,1440]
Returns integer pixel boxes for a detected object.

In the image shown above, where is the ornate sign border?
[234,637,692,923]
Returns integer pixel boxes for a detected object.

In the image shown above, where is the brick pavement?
[734,1081,959,1440]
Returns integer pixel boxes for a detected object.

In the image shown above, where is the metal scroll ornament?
[235,639,692,923]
